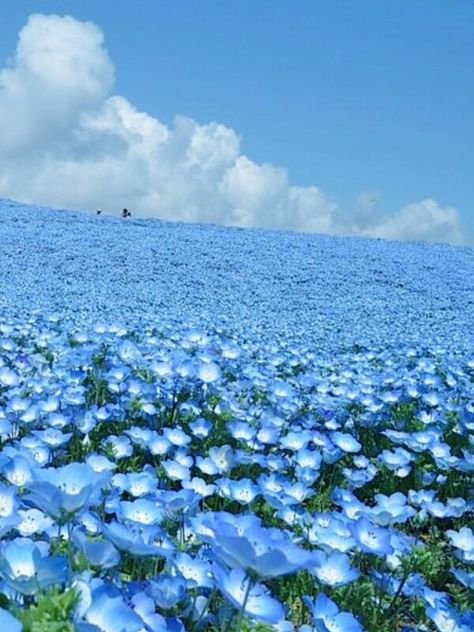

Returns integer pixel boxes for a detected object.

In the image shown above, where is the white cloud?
[356,198,464,245]
[0,14,465,244]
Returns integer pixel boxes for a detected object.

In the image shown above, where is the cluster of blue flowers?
[0,199,473,631]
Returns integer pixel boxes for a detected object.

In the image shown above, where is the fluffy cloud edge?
[0,13,466,245]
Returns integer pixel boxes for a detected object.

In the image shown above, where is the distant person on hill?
[96,209,102,215]
[121,208,131,218]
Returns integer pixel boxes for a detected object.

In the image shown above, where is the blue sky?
[0,1,472,243]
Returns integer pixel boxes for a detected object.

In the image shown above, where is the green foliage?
[33,343,54,367]
[84,369,110,406]
[403,537,453,588]
[15,587,78,632]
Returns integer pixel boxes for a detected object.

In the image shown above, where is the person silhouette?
[122,208,130,218]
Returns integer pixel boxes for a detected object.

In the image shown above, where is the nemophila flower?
[296,465,320,486]
[257,472,287,494]
[38,396,60,414]
[101,520,172,557]
[0,416,13,436]
[20,437,50,466]
[149,435,172,456]
[124,426,155,448]
[77,511,103,535]
[331,432,361,454]
[75,410,98,436]
[117,498,165,527]
[174,447,194,468]
[295,449,323,470]
[283,481,314,504]
[208,524,313,579]
[0,609,22,632]
[0,538,68,595]
[303,592,364,632]
[213,564,285,624]
[228,420,256,442]
[0,482,19,518]
[147,573,187,610]
[310,550,359,587]
[182,476,217,498]
[406,429,441,453]
[333,489,366,520]
[342,467,375,489]
[86,453,117,473]
[349,517,394,556]
[189,417,212,439]
[451,568,474,589]
[112,469,157,497]
[225,478,260,505]
[425,601,472,632]
[446,527,474,563]
[17,508,54,536]
[280,430,312,452]
[256,424,280,445]
[163,426,192,447]
[130,592,169,632]
[73,529,120,570]
[408,488,437,509]
[371,493,416,526]
[80,583,144,632]
[322,443,343,464]
[31,427,72,448]
[162,459,191,482]
[156,489,200,516]
[0,366,19,387]
[103,435,133,459]
[308,516,356,554]
[208,445,236,473]
[425,498,466,520]
[191,510,262,540]
[429,442,459,469]
[25,462,110,520]
[378,448,413,477]
[197,361,221,383]
[198,456,226,480]
[172,551,213,588]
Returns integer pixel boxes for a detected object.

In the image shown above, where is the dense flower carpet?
[0,199,473,631]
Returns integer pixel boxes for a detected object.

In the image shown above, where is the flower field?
[0,199,473,631]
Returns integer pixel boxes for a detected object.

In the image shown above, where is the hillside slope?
[1,198,473,352]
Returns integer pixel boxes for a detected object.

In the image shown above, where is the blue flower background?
[0,198,473,631]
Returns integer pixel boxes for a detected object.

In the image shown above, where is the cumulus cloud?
[368,199,464,244]
[0,14,465,244]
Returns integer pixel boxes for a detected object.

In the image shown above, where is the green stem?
[234,574,254,632]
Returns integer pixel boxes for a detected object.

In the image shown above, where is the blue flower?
[213,564,285,624]
[446,527,474,563]
[303,593,364,632]
[197,514,313,579]
[101,520,172,557]
[25,462,110,520]
[81,583,144,632]
[349,517,394,556]
[0,609,22,632]
[331,432,361,454]
[73,530,120,570]
[224,477,260,505]
[172,551,213,588]
[147,573,187,610]
[451,568,474,590]
[116,499,164,527]
[0,538,68,595]
[310,551,359,587]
